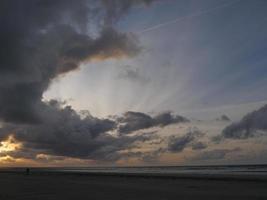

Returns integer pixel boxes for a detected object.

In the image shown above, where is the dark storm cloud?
[193,148,241,161]
[118,111,189,134]
[216,104,267,140]
[0,0,153,124]
[0,101,154,161]
[0,0,158,161]
[167,129,205,153]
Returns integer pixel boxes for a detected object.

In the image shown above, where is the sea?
[40,164,267,176]
[2,165,267,177]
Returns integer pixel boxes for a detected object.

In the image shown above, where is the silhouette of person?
[26,168,30,175]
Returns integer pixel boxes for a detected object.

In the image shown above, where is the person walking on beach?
[26,168,30,175]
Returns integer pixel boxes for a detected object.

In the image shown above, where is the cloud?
[191,142,207,150]
[141,148,165,163]
[118,111,189,134]
[167,129,205,153]
[0,0,152,124]
[120,147,165,164]
[216,104,267,140]
[0,100,154,161]
[117,65,150,83]
[192,148,241,161]
[0,0,158,162]
[216,115,231,122]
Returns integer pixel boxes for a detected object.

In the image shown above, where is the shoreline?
[1,169,267,182]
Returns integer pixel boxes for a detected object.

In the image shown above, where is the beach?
[0,171,267,200]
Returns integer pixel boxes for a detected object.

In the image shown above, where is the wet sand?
[0,172,267,200]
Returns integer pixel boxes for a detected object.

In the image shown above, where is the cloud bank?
[118,111,189,134]
[167,129,206,153]
[218,104,267,140]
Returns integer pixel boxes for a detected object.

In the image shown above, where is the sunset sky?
[0,0,267,167]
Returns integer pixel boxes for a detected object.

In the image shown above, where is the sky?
[0,0,267,167]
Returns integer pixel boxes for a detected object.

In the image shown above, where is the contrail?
[138,0,241,34]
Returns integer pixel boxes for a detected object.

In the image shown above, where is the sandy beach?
[0,172,267,200]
